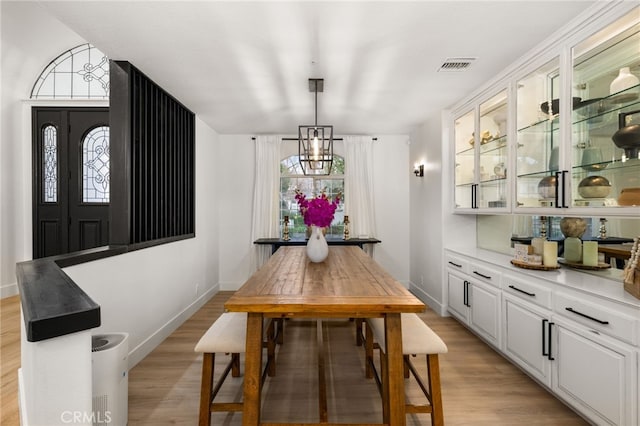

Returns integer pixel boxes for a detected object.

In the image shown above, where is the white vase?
[306,225,329,263]
[609,67,639,102]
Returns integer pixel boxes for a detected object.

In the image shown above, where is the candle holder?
[598,218,607,239]
[540,216,547,239]
[282,216,290,241]
[343,215,350,240]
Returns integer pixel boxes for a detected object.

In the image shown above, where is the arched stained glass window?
[31,44,109,99]
[83,126,110,203]
[43,125,58,203]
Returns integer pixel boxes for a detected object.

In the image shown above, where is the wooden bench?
[364,313,447,426]
[194,312,280,426]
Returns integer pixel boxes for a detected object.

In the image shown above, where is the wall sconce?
[413,164,424,177]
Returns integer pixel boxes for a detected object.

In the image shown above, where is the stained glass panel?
[31,44,109,99]
[43,125,57,203]
[83,126,110,203]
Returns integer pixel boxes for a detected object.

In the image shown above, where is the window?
[42,125,57,203]
[280,155,345,238]
[82,126,110,203]
[31,44,109,99]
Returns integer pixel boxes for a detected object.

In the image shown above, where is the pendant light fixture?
[299,78,333,175]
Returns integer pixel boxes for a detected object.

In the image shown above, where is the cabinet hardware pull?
[448,261,462,268]
[473,271,491,280]
[548,322,555,361]
[471,184,478,209]
[554,171,561,209]
[508,285,535,297]
[541,319,548,357]
[561,170,569,208]
[565,307,609,325]
[463,280,470,307]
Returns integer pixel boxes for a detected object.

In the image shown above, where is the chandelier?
[299,78,333,175]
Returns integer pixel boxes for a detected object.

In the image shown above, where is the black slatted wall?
[110,61,195,247]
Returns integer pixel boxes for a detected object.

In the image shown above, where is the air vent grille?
[438,58,477,72]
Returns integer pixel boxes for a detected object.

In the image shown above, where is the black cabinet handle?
[448,261,462,268]
[565,307,609,325]
[554,171,561,209]
[463,280,470,307]
[561,170,569,208]
[542,319,548,357]
[471,184,478,209]
[508,285,535,297]
[548,322,555,361]
[473,271,491,280]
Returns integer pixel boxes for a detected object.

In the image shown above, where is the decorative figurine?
[343,215,350,240]
[282,215,290,241]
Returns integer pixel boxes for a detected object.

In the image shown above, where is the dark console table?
[254,237,381,254]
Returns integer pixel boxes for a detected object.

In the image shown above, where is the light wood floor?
[1,292,587,425]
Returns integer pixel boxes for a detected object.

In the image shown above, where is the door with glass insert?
[33,107,109,258]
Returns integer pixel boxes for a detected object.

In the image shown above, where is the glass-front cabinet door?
[571,9,640,212]
[454,110,475,209]
[515,57,562,210]
[478,91,508,209]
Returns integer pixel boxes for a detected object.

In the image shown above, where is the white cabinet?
[503,295,552,387]
[553,318,636,426]
[444,248,639,426]
[448,3,640,217]
[453,91,509,212]
[469,281,501,347]
[502,275,554,387]
[446,258,501,348]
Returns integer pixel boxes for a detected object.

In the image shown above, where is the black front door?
[33,107,110,258]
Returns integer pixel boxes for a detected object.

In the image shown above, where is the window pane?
[30,44,109,99]
[280,155,345,238]
[43,125,57,203]
[83,126,110,203]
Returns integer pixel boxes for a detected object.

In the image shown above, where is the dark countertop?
[16,245,127,342]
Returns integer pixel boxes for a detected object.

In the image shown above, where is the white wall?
[1,1,88,297]
[409,111,475,315]
[64,117,220,368]
[217,134,411,289]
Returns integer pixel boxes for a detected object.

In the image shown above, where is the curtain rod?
[251,137,377,141]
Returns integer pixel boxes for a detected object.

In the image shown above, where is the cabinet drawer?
[555,292,637,345]
[445,253,468,274]
[502,275,552,309]
[469,262,501,288]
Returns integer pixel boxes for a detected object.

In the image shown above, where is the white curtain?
[251,135,282,270]
[344,135,377,255]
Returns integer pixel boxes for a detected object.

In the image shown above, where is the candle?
[531,237,545,255]
[583,241,598,267]
[543,241,558,267]
[563,237,582,263]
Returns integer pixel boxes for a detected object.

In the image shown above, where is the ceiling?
[39,1,597,135]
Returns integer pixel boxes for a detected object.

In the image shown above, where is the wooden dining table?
[225,246,425,426]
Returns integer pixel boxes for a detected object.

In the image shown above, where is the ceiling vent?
[438,57,477,72]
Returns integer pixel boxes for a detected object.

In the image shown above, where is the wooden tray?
[510,259,560,271]
[559,259,611,270]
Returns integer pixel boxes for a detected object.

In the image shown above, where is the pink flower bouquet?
[294,189,340,228]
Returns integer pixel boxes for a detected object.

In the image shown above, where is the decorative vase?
[578,175,611,199]
[612,124,640,159]
[560,217,587,238]
[306,225,329,263]
[609,67,639,102]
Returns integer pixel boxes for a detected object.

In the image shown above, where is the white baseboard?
[1,282,19,299]
[127,284,219,368]
[409,283,448,316]
[18,368,28,426]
